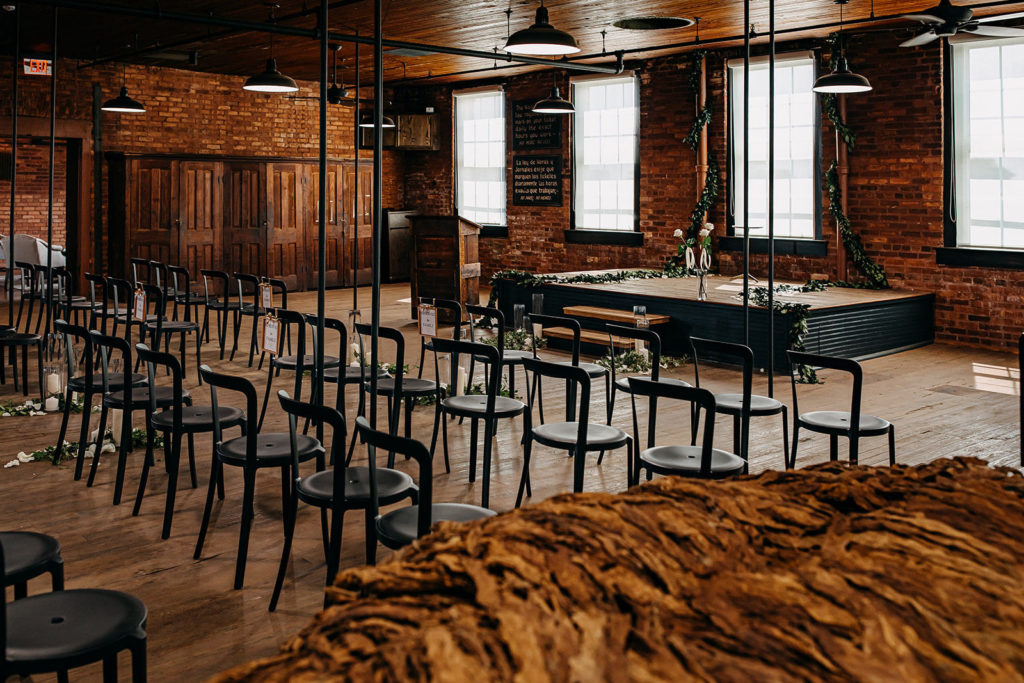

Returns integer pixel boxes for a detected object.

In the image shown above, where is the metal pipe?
[92,84,102,279]
[316,0,328,414]
[368,0,383,428]
[45,6,57,337]
[768,0,776,396]
[742,0,750,348]
[353,38,359,315]
[7,3,19,325]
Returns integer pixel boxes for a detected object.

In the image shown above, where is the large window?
[951,37,1024,249]
[729,53,818,239]
[572,74,639,231]
[455,88,506,226]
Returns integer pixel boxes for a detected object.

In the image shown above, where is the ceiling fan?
[899,0,1024,47]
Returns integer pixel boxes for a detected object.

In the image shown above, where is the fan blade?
[969,24,1024,37]
[901,31,940,47]
[977,11,1024,23]
[900,13,944,24]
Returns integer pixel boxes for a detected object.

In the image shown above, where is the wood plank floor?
[0,283,1019,681]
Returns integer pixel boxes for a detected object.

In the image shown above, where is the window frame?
[725,51,823,246]
[453,85,507,229]
[569,72,641,236]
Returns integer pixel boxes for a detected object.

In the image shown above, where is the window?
[729,53,818,239]
[950,36,1024,249]
[455,88,506,226]
[572,74,638,231]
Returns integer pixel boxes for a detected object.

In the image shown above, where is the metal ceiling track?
[16,0,624,76]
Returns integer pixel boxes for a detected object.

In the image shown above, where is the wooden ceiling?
[5,0,1024,86]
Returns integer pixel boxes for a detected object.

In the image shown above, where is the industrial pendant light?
[102,62,145,113]
[532,71,574,114]
[358,113,396,128]
[813,0,872,94]
[244,3,298,93]
[326,45,349,104]
[504,1,580,56]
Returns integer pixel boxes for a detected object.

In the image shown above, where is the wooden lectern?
[409,215,481,319]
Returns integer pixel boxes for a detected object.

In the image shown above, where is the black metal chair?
[199,269,240,360]
[691,337,788,472]
[355,416,495,551]
[83,272,110,332]
[89,330,190,505]
[107,276,158,348]
[787,350,896,468]
[0,531,63,597]
[167,265,201,324]
[196,364,322,590]
[466,304,533,399]
[314,315,387,435]
[627,377,745,483]
[230,272,262,366]
[142,283,202,383]
[430,338,527,508]
[270,391,416,611]
[415,297,466,381]
[0,322,43,400]
[134,344,244,539]
[516,357,631,507]
[0,542,148,682]
[129,257,150,289]
[51,320,146,478]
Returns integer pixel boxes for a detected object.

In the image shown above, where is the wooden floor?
[0,283,1019,681]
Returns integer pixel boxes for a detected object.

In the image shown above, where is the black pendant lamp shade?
[359,113,396,128]
[102,85,146,113]
[504,4,580,56]
[532,85,574,114]
[813,55,872,93]
[244,58,299,93]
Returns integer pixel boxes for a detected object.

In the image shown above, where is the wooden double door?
[112,154,374,291]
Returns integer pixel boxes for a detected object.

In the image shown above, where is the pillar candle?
[46,372,61,396]
[111,408,125,446]
[456,365,467,396]
[44,396,59,412]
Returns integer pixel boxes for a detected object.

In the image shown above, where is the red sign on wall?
[23,58,52,76]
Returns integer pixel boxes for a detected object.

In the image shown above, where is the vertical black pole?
[353,38,360,314]
[45,6,57,336]
[742,0,750,347]
[316,1,328,409]
[768,0,776,395]
[7,3,19,324]
[369,0,383,427]
[92,84,103,277]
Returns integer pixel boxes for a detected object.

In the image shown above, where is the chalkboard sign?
[512,99,563,150]
[512,155,562,207]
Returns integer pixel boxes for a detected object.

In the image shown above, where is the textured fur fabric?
[217,458,1024,682]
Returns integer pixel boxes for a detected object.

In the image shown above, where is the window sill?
[479,225,508,239]
[936,246,1024,269]
[718,236,828,258]
[564,230,644,246]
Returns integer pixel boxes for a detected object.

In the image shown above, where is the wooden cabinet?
[396,114,439,151]
[107,153,374,291]
[409,215,481,318]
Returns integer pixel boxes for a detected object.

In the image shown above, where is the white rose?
[699,228,710,240]
[672,228,683,238]
[704,222,714,231]
[17,452,33,463]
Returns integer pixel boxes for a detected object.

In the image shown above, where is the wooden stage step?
[542,326,634,349]
[561,305,670,326]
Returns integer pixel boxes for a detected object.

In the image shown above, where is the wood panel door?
[223,162,267,278]
[127,157,177,269]
[310,163,344,288]
[177,160,222,280]
[342,163,373,286]
[266,162,308,291]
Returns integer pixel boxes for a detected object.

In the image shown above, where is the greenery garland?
[826,161,890,289]
[486,268,689,310]
[683,50,712,152]
[749,284,819,383]
[7,428,161,468]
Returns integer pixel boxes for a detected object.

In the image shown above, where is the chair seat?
[0,333,41,346]
[376,503,496,548]
[116,313,159,324]
[70,299,103,310]
[145,319,199,333]
[297,466,415,507]
[151,404,245,433]
[473,349,533,364]
[533,421,628,449]
[799,410,891,435]
[370,377,436,396]
[442,394,526,418]
[218,432,320,466]
[323,365,388,384]
[4,589,146,668]
[0,531,61,584]
[553,360,608,377]
[68,372,147,392]
[104,385,190,409]
[274,354,341,370]
[204,299,240,311]
[614,375,691,393]
[715,393,786,416]
[640,445,746,478]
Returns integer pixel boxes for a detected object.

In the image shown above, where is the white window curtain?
[455,88,506,226]
[572,74,638,231]
[729,53,816,239]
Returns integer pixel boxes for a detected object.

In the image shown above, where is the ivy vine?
[749,284,821,383]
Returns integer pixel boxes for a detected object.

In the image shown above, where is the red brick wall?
[0,141,67,246]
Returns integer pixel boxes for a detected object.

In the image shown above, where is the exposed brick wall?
[0,141,67,246]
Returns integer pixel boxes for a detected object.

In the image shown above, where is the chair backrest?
[268,277,289,310]
[419,297,463,338]
[55,318,92,381]
[130,257,149,287]
[12,234,40,265]
[84,272,107,310]
[304,313,345,364]
[787,350,863,433]
[431,337,500,408]
[522,356,591,456]
[466,304,508,354]
[273,308,307,366]
[148,260,168,291]
[137,343,185,422]
[106,276,133,316]
[142,283,167,323]
[627,377,718,476]
[355,415,434,538]
[200,269,230,302]
[233,273,260,307]
[168,265,193,317]
[200,363,259,466]
[354,322,405,388]
[526,313,579,364]
[605,324,665,381]
[690,337,753,416]
[278,389,337,482]
[90,329,133,397]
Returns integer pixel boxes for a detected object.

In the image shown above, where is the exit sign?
[23,58,52,75]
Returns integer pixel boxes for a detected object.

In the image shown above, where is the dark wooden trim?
[718,235,827,257]
[479,225,508,238]
[935,247,1024,270]
[103,151,382,165]
[564,229,644,246]
[943,39,957,247]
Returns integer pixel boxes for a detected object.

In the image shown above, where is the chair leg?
[780,406,790,470]
[849,435,859,466]
[515,433,533,508]
[789,423,800,470]
[194,455,220,560]
[132,421,158,518]
[187,432,198,488]
[52,385,74,465]
[830,434,839,462]
[161,429,184,539]
[73,391,94,480]
[257,364,275,432]
[88,404,111,487]
[572,446,585,493]
[247,313,259,367]
[131,638,148,683]
[468,417,479,483]
[269,469,298,612]
[888,425,896,466]
[363,507,377,566]
[112,412,134,505]
[481,414,494,509]
[441,402,451,474]
[103,654,118,683]
[234,468,257,589]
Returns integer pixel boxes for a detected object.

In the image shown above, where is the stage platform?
[492,271,935,372]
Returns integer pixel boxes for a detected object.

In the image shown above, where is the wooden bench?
[541,326,635,349]
[561,305,670,326]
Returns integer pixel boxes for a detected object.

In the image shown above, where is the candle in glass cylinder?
[44,396,59,412]
[456,364,467,396]
[46,372,61,396]
[111,408,124,446]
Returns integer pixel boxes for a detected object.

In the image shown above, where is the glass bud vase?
[697,271,709,301]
